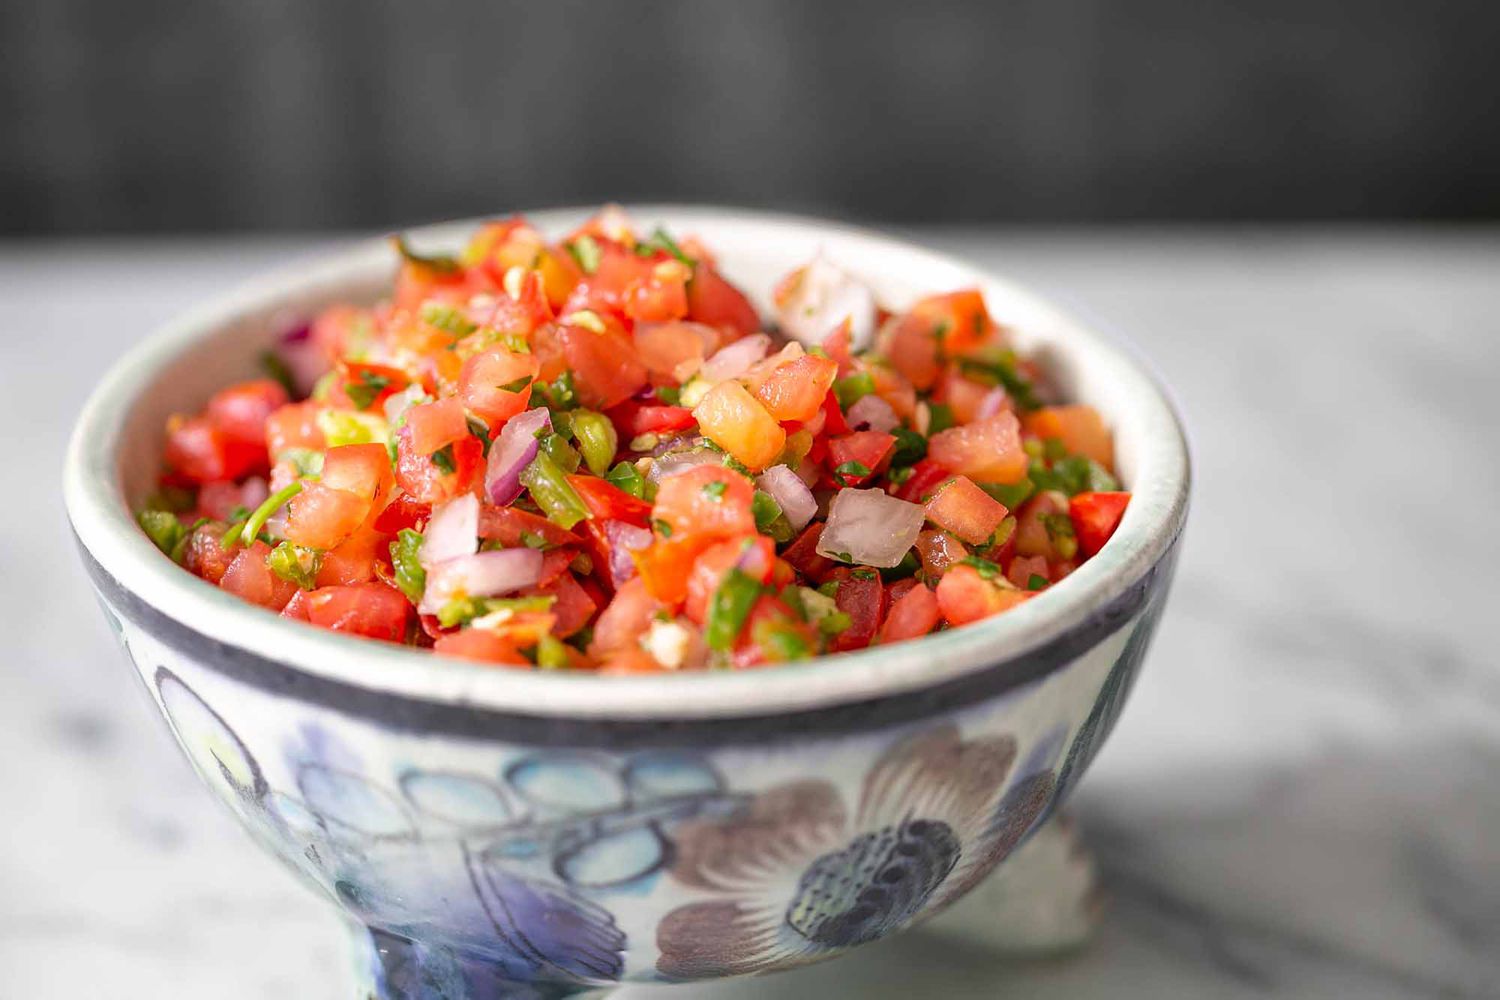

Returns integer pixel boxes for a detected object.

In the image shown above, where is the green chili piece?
[520,451,590,529]
[571,410,619,477]
[705,569,761,651]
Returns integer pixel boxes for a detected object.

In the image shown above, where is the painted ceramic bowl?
[64,208,1189,999]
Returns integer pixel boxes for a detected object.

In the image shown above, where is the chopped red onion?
[485,407,551,506]
[816,488,925,568]
[273,324,326,398]
[418,549,544,615]
[604,520,653,588]
[977,387,1010,420]
[699,333,770,383]
[846,394,899,433]
[756,464,817,532]
[420,495,478,570]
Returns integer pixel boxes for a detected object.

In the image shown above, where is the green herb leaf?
[636,227,695,266]
[702,480,728,500]
[653,518,674,538]
[960,555,1003,580]
[420,302,477,337]
[1027,574,1049,591]
[832,460,872,486]
[891,427,927,466]
[430,443,457,475]
[498,375,534,394]
[344,369,392,410]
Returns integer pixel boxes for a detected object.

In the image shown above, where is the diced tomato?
[459,346,540,427]
[310,305,372,364]
[829,568,888,652]
[219,540,299,610]
[895,459,953,503]
[207,380,290,446]
[403,398,468,456]
[280,589,311,621]
[909,289,998,357]
[914,529,968,577]
[165,415,263,484]
[624,259,692,323]
[315,526,386,586]
[735,594,814,668]
[196,479,268,522]
[1014,490,1072,560]
[880,312,942,390]
[536,571,598,638]
[880,582,941,642]
[822,318,855,374]
[923,475,1008,544]
[928,411,1027,484]
[686,262,760,338]
[634,321,718,384]
[684,535,775,624]
[1070,491,1131,558]
[321,443,394,508]
[478,505,582,548]
[393,256,470,314]
[820,389,850,437]
[284,482,372,550]
[588,576,660,657]
[182,523,234,584]
[606,400,697,438]
[567,474,653,527]
[651,465,756,540]
[935,564,1029,626]
[433,629,529,665]
[1023,406,1114,468]
[692,381,785,471]
[394,422,483,504]
[827,431,896,485]
[264,401,325,457]
[303,582,412,642]
[559,316,648,411]
[781,523,837,583]
[325,361,411,413]
[1007,554,1050,590]
[934,365,997,425]
[373,493,431,534]
[634,534,716,605]
[754,353,839,422]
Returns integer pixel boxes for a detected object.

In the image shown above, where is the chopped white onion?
[485,407,551,506]
[699,333,771,384]
[816,488,925,568]
[647,447,722,483]
[756,464,818,532]
[776,253,877,350]
[418,549,544,615]
[383,383,430,425]
[845,393,899,433]
[419,495,478,570]
[977,387,1010,420]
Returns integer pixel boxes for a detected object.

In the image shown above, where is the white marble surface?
[3,229,1497,998]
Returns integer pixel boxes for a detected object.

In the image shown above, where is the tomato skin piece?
[1015,490,1071,560]
[373,493,431,534]
[264,401,325,457]
[880,581,941,643]
[781,523,837,583]
[165,415,263,484]
[460,347,540,427]
[1070,491,1131,557]
[433,629,529,665]
[478,505,582,549]
[535,571,598,639]
[1006,554,1050,590]
[304,582,412,642]
[588,576,660,657]
[914,529,968,577]
[829,568,888,652]
[910,289,998,356]
[321,443,395,508]
[183,523,235,584]
[928,411,1027,484]
[935,564,1029,626]
[220,540,299,610]
[567,474,653,528]
[1023,405,1114,469]
[896,459,953,504]
[650,465,756,540]
[404,398,469,456]
[624,260,692,323]
[315,526,386,587]
[634,535,716,605]
[686,263,760,338]
[754,353,840,423]
[207,379,290,446]
[634,321,718,383]
[923,475,1008,544]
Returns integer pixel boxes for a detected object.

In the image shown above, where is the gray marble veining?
[3,229,1496,998]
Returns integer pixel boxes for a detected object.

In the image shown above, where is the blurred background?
[4,0,1499,234]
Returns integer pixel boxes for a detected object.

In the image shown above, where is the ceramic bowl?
[63,207,1189,999]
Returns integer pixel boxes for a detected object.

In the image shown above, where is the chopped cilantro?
[466,415,493,456]
[653,518,674,538]
[960,555,1003,580]
[891,426,927,466]
[430,443,457,475]
[420,302,477,337]
[344,369,392,410]
[702,480,728,500]
[1027,574,1049,591]
[498,375,533,394]
[832,460,872,486]
[636,227,695,266]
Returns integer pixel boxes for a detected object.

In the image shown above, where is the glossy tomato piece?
[567,474,653,528]
[684,535,775,624]
[928,411,1027,484]
[754,353,839,423]
[536,571,598,638]
[827,431,896,485]
[914,529,968,577]
[880,311,942,390]
[220,540,298,610]
[394,422,483,504]
[588,576,659,658]
[935,564,1029,626]
[165,415,263,484]
[686,262,760,338]
[624,260,692,323]
[909,289,998,356]
[692,381,785,472]
[403,398,469,456]
[460,346,540,427]
[315,525,387,586]
[206,379,289,446]
[304,582,411,642]
[373,492,431,534]
[324,361,411,413]
[829,568,888,652]
[651,465,756,540]
[634,534,716,605]
[321,443,394,507]
[1070,491,1130,557]
[284,481,372,549]
[558,317,647,411]
[781,522,837,583]
[879,581,941,642]
[182,522,234,584]
[264,401,325,457]
[606,400,697,438]
[634,321,718,383]
[432,629,529,664]
[478,505,582,549]
[1023,405,1114,468]
[923,475,1008,544]
[1014,490,1072,560]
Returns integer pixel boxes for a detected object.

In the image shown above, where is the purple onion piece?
[846,393,899,433]
[419,495,479,569]
[604,520,653,588]
[699,333,771,383]
[485,408,552,506]
[755,464,817,532]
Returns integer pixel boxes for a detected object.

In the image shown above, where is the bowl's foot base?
[348,925,611,1000]
[923,811,1102,954]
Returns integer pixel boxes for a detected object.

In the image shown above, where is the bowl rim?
[64,204,1190,722]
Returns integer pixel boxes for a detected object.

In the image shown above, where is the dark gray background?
[4,0,1497,233]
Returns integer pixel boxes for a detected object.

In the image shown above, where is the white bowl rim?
[64,205,1189,722]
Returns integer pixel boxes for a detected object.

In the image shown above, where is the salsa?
[138,208,1131,671]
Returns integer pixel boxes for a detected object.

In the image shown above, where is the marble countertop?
[3,228,1496,998]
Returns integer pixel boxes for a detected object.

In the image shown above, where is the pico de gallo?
[137,207,1131,672]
